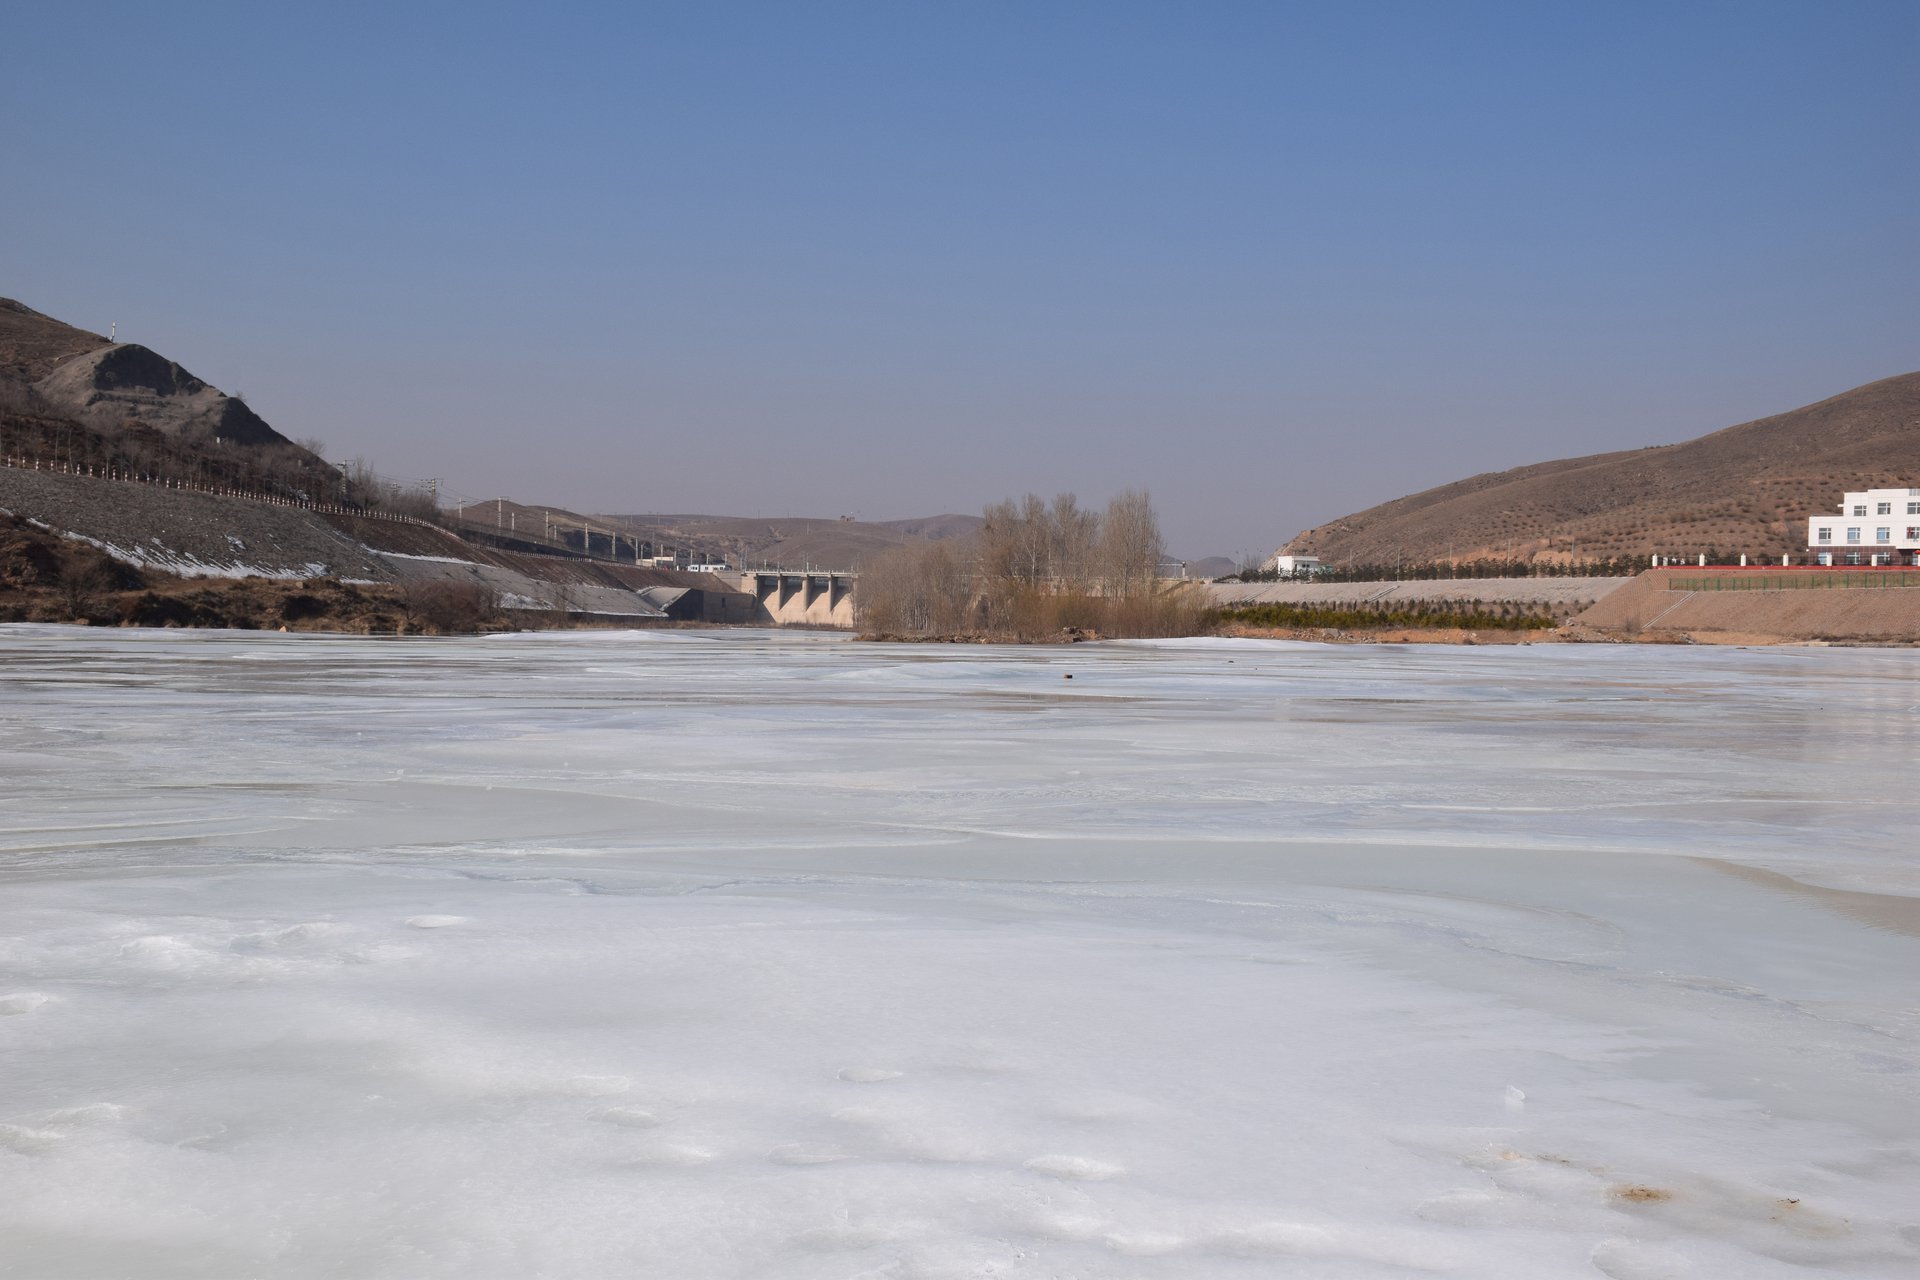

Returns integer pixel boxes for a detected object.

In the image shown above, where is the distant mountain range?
[1283,373,1920,566]
[592,512,985,572]
[586,515,1236,576]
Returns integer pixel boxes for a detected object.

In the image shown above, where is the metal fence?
[1665,571,1920,592]
[2,452,677,570]
[1,452,438,528]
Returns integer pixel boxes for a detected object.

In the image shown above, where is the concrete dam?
[736,570,858,627]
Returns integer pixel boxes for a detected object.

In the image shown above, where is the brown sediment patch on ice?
[1609,1184,1674,1204]
[1699,859,1920,940]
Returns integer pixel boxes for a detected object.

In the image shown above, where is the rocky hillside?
[36,342,287,444]
[1284,372,1920,566]
[0,467,750,623]
[2,297,290,446]
[0,297,109,386]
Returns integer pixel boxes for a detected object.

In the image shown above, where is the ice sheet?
[1,626,1916,1278]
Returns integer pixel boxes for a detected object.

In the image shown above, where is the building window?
[1908,502,1919,514]
[1853,505,1868,516]
[1909,527,1920,540]
[1817,527,1832,542]
[1845,552,1864,564]
[1878,528,1892,543]
[1878,501,1893,515]
[1846,527,1861,543]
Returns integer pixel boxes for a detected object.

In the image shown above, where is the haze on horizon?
[4,1,1914,557]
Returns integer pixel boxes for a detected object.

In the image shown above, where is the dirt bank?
[1573,569,1920,645]
[1,515,491,633]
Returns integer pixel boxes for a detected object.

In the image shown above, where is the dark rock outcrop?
[34,343,289,445]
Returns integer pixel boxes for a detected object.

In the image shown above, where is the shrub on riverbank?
[1217,601,1557,631]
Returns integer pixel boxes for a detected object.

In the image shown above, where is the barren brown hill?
[1284,373,1920,566]
[0,297,111,389]
[37,343,290,445]
[4,295,296,449]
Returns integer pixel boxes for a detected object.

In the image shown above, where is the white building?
[1807,487,1920,566]
[1265,554,1327,576]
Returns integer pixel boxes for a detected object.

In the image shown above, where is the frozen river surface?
[1,626,1917,1279]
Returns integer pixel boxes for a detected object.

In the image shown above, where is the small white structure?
[1807,487,1920,566]
[1265,554,1327,576]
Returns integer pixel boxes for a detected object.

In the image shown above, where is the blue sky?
[5,1,1915,555]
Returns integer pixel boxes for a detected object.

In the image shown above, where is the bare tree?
[976,498,1023,585]
[1013,493,1053,585]
[856,488,1189,640]
[856,539,975,635]
[397,579,500,633]
[1097,489,1164,598]
[56,549,121,620]
[548,579,576,625]
[1050,493,1098,592]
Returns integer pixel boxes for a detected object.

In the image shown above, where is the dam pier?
[736,570,858,627]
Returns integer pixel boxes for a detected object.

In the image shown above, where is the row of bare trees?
[858,490,1210,640]
[336,456,441,519]
[975,490,1164,597]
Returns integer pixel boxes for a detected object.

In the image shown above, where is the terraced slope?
[1283,373,1920,566]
